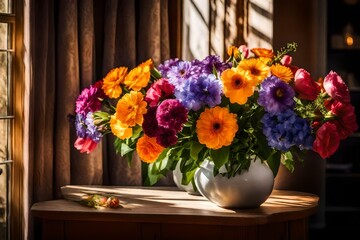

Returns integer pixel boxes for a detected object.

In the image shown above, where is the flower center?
[179,69,186,76]
[233,75,243,89]
[275,88,284,98]
[212,122,222,132]
[250,67,260,76]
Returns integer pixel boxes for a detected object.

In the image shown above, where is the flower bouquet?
[71,42,358,189]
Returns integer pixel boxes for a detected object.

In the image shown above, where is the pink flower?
[294,68,321,100]
[239,45,249,59]
[280,55,292,66]
[145,78,175,107]
[156,99,188,132]
[330,101,358,139]
[74,137,98,154]
[323,71,350,103]
[313,122,340,159]
[75,84,105,115]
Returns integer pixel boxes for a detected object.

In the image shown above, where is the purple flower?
[75,112,102,143]
[142,106,159,137]
[258,75,295,113]
[156,127,178,147]
[156,99,188,132]
[167,61,201,89]
[158,58,180,77]
[199,55,232,75]
[261,109,314,151]
[175,74,222,111]
[75,85,104,115]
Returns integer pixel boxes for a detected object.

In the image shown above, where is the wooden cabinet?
[31,186,318,240]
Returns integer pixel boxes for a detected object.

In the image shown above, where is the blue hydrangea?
[261,109,314,151]
[258,75,295,113]
[75,112,102,143]
[174,74,222,111]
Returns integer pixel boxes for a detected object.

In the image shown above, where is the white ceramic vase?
[172,160,199,195]
[194,158,274,209]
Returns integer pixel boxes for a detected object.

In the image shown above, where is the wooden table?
[31,186,319,240]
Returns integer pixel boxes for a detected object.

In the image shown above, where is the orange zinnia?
[221,68,256,104]
[136,134,164,164]
[110,115,133,140]
[196,107,238,150]
[102,67,128,98]
[115,91,148,127]
[124,59,153,91]
[237,58,269,84]
[270,64,294,83]
[251,47,274,58]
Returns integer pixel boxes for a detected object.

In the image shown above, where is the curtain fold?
[30,0,173,205]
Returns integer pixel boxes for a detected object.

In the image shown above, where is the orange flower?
[227,46,239,58]
[115,91,148,126]
[102,67,128,98]
[136,135,164,163]
[124,59,153,91]
[237,58,269,84]
[109,115,133,140]
[196,107,238,149]
[221,68,256,104]
[251,48,274,58]
[271,64,294,83]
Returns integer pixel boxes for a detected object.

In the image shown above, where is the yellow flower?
[115,91,148,126]
[270,63,294,83]
[251,47,274,58]
[196,106,238,150]
[124,59,153,91]
[102,67,128,98]
[136,134,164,164]
[221,68,256,104]
[109,115,133,140]
[237,58,269,84]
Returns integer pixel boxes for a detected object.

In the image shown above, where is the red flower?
[313,122,340,159]
[74,137,98,154]
[294,68,321,100]
[145,78,175,107]
[323,70,350,103]
[330,101,358,139]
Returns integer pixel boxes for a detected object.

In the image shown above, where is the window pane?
[0,120,9,161]
[0,162,10,240]
[0,23,11,50]
[0,0,12,14]
[0,51,10,116]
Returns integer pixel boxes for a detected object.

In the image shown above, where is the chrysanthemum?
[167,61,201,89]
[175,74,222,111]
[251,48,274,58]
[76,85,104,115]
[115,91,148,126]
[221,68,256,104]
[156,99,188,132]
[109,115,133,140]
[136,134,164,164]
[102,67,128,98]
[145,78,175,107]
[271,64,294,83]
[258,75,295,113]
[124,59,152,91]
[196,106,238,149]
[237,58,269,84]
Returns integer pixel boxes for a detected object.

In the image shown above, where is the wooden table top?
[31,185,319,226]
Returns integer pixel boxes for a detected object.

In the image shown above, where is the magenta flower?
[145,78,175,107]
[75,85,104,115]
[323,71,350,103]
[142,106,159,137]
[294,69,320,101]
[156,127,178,147]
[156,99,188,132]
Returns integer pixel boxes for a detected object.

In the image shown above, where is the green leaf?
[120,142,133,157]
[190,141,204,161]
[281,152,295,173]
[266,151,281,177]
[210,147,229,170]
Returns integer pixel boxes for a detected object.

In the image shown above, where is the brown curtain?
[29,0,174,206]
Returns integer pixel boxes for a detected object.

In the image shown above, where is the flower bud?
[280,55,292,66]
